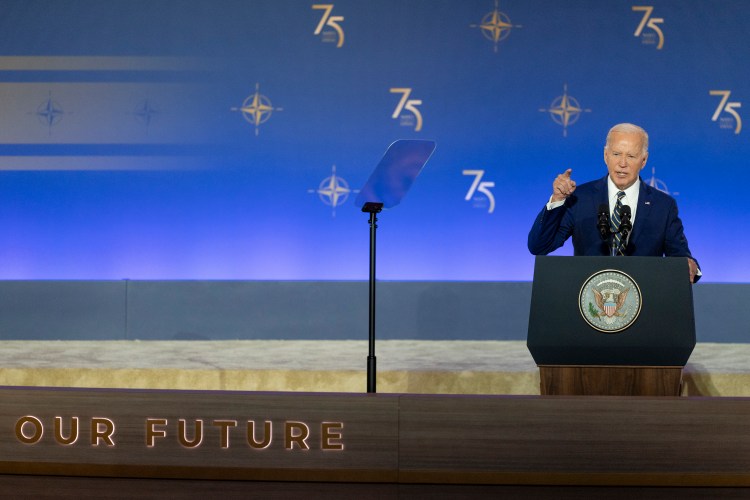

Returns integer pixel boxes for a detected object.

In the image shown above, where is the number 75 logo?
[710,90,742,135]
[312,4,344,48]
[390,88,423,132]
[463,170,495,214]
[632,6,664,50]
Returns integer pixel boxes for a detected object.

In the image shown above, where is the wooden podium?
[528,256,696,396]
[538,365,683,396]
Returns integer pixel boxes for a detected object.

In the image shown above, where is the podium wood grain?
[539,365,683,396]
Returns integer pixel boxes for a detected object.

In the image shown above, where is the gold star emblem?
[539,84,591,137]
[307,165,360,217]
[471,1,522,52]
[231,83,282,136]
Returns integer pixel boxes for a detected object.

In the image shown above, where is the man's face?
[604,131,648,190]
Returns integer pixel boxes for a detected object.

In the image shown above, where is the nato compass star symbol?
[134,99,159,127]
[644,167,678,196]
[231,83,283,136]
[307,165,360,217]
[33,91,68,136]
[539,84,591,137]
[470,0,522,53]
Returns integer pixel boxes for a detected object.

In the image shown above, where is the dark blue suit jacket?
[528,176,699,271]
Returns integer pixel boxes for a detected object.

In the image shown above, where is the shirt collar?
[607,176,640,201]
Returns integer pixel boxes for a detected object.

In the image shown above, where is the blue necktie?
[610,191,627,256]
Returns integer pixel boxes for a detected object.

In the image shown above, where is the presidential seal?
[578,269,642,333]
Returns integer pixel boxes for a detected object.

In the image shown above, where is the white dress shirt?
[545,176,641,221]
[607,176,640,228]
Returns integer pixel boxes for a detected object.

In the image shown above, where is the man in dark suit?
[528,123,700,282]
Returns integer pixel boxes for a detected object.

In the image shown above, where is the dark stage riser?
[0,387,749,493]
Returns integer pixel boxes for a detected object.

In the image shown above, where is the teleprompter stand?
[356,140,436,393]
[361,201,383,394]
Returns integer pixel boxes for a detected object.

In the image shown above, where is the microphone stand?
[618,206,632,256]
[597,207,614,256]
[619,219,632,254]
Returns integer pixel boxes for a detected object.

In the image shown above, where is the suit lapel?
[631,178,651,244]
[594,175,608,208]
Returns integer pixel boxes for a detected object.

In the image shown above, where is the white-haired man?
[528,123,700,282]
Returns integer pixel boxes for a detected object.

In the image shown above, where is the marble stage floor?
[0,340,747,396]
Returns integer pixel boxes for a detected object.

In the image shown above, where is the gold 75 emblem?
[390,88,423,132]
[710,90,742,135]
[312,4,344,48]
[632,6,664,50]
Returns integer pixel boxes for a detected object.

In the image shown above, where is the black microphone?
[597,204,611,240]
[619,205,633,240]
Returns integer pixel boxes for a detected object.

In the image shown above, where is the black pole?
[367,209,377,393]
[362,202,383,393]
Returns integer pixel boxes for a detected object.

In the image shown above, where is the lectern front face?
[527,256,696,367]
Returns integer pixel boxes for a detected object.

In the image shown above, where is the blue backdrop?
[0,0,747,282]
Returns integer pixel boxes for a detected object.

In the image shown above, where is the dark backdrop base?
[0,280,745,342]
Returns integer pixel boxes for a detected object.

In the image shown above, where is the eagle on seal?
[593,287,629,318]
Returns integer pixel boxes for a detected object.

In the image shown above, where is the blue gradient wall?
[0,1,746,281]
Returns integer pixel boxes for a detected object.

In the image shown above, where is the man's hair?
[604,123,649,154]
